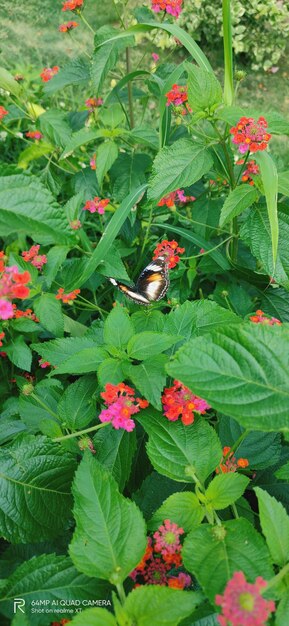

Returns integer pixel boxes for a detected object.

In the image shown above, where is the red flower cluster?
[22,245,47,270]
[131,520,191,588]
[216,446,249,474]
[51,620,71,626]
[162,380,211,425]
[237,159,260,185]
[216,571,275,626]
[250,309,281,326]
[230,116,271,154]
[62,0,83,11]
[59,21,78,32]
[26,130,43,140]
[0,106,9,121]
[158,189,195,208]
[151,0,183,19]
[99,383,149,432]
[78,436,96,454]
[13,306,39,322]
[83,196,110,215]
[165,84,191,114]
[70,219,82,230]
[56,288,80,304]
[40,66,59,82]
[0,331,5,347]
[153,240,185,269]
[85,97,103,111]
[0,256,31,320]
[90,153,96,170]
[39,359,51,369]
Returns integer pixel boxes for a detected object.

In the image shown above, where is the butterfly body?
[109,256,169,305]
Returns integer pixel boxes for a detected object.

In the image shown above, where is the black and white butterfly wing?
[135,256,169,302]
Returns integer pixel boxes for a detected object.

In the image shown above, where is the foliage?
[1,0,289,625]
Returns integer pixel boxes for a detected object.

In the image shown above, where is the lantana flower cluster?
[230,116,271,154]
[250,309,281,326]
[216,446,249,474]
[215,571,275,626]
[56,288,80,304]
[153,240,185,269]
[99,383,149,432]
[165,84,191,115]
[59,21,78,32]
[162,380,210,425]
[151,0,183,19]
[13,306,39,322]
[131,519,191,588]
[158,189,195,208]
[0,106,8,121]
[0,253,31,320]
[26,130,43,140]
[22,245,47,270]
[237,159,260,185]
[40,66,59,82]
[85,97,103,111]
[83,196,110,215]
[62,0,83,11]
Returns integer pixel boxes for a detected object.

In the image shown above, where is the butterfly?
[108,256,169,305]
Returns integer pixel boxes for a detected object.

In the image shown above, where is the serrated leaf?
[127,331,179,360]
[205,473,249,510]
[43,57,90,94]
[123,586,202,626]
[167,324,289,432]
[97,358,124,386]
[32,336,107,375]
[69,455,147,583]
[183,519,273,604]
[18,142,53,169]
[0,66,22,97]
[96,141,118,187]
[93,426,137,491]
[187,65,222,112]
[254,151,278,269]
[0,436,76,542]
[254,487,289,566]
[60,128,104,160]
[149,492,204,533]
[43,245,70,288]
[103,304,134,349]
[240,206,289,289]
[137,411,222,483]
[219,184,258,226]
[58,377,96,430]
[276,592,289,626]
[110,153,151,201]
[164,300,240,345]
[0,554,108,623]
[71,608,116,626]
[34,294,64,338]
[278,171,289,197]
[124,355,167,410]
[0,174,73,245]
[148,139,213,202]
[218,417,281,469]
[5,336,32,371]
[39,110,72,148]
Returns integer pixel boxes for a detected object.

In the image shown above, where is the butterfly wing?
[135,256,169,302]
[108,278,151,305]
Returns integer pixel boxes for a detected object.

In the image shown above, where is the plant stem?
[182,235,234,260]
[222,0,234,105]
[53,421,110,442]
[266,562,289,591]
[126,47,134,129]
[79,12,96,35]
[116,582,126,605]
[30,393,60,421]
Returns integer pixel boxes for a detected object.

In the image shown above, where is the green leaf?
[58,377,96,430]
[43,245,70,288]
[43,57,90,94]
[254,151,278,269]
[219,184,258,226]
[69,454,147,583]
[0,66,22,97]
[124,355,167,410]
[34,293,64,338]
[129,126,159,150]
[183,519,273,604]
[240,206,289,289]
[110,153,151,201]
[127,331,179,360]
[18,142,53,169]
[60,128,104,160]
[0,436,76,542]
[91,26,124,95]
[205,473,249,510]
[97,141,118,187]
[104,304,134,349]
[5,336,32,371]
[0,554,107,623]
[148,140,213,202]
[260,287,289,323]
[19,382,62,432]
[123,586,202,626]
[167,324,289,432]
[164,300,240,344]
[254,487,289,567]
[276,592,289,626]
[218,417,281,469]
[187,64,222,112]
[93,426,137,491]
[39,110,72,148]
[71,608,117,626]
[97,358,124,386]
[149,492,204,533]
[33,336,107,375]
[78,184,147,286]
[278,171,289,197]
[137,411,222,483]
[0,174,73,245]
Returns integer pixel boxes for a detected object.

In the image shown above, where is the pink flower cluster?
[85,97,103,111]
[250,309,281,326]
[216,571,275,626]
[158,189,195,208]
[26,131,43,140]
[162,379,210,425]
[230,116,271,155]
[83,196,110,215]
[22,245,47,270]
[151,0,183,19]
[99,383,149,432]
[40,66,59,82]
[0,253,31,320]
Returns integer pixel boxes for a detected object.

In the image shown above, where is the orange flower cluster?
[162,379,210,425]
[153,240,185,269]
[26,130,43,140]
[56,288,80,304]
[237,158,259,185]
[13,306,39,321]
[216,446,249,474]
[0,105,9,121]
[40,66,59,82]
[59,21,78,31]
[62,0,83,11]
[230,116,271,154]
[250,309,281,326]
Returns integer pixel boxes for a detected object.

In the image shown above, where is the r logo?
[13,598,25,613]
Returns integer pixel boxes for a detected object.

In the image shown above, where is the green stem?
[222,0,234,105]
[30,393,60,421]
[182,235,233,260]
[224,429,250,459]
[116,582,126,605]
[235,150,250,185]
[126,48,134,129]
[79,12,96,35]
[266,562,289,591]
[53,421,110,442]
